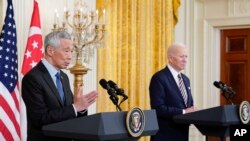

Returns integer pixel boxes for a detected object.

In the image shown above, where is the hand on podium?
[185,106,198,114]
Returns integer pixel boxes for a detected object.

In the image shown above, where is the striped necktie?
[55,72,65,103]
[178,74,188,106]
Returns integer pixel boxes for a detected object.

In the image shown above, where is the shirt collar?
[168,64,180,78]
[42,58,59,78]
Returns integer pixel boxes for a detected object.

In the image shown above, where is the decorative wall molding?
[196,0,204,3]
[203,16,250,111]
[203,20,221,108]
[204,9,250,109]
[206,16,250,27]
[229,0,250,16]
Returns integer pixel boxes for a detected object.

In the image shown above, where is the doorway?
[207,28,250,141]
[220,28,250,105]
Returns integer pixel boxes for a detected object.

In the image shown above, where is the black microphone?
[99,79,119,105]
[213,81,236,105]
[108,80,128,100]
[213,81,236,96]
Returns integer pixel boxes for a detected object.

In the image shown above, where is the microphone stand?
[222,92,234,105]
[115,90,128,112]
[116,105,122,112]
[119,95,128,104]
[115,95,128,112]
[109,95,122,111]
[108,88,128,112]
[114,98,122,112]
[106,88,122,111]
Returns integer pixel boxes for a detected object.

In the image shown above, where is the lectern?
[173,105,241,141]
[42,110,159,141]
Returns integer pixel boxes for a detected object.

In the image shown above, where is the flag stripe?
[0,120,14,141]
[0,83,20,117]
[0,92,21,138]
[12,87,20,112]
[0,111,19,141]
[0,0,26,140]
[20,98,27,141]
[0,132,7,141]
[0,96,20,132]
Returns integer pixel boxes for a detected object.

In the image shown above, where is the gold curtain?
[96,0,180,140]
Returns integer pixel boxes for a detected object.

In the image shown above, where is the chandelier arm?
[64,16,74,30]
[84,18,95,30]
[51,1,106,96]
[79,16,95,31]
[98,31,105,41]
[80,35,99,49]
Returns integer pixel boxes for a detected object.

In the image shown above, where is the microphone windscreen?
[219,81,226,85]
[99,79,108,89]
[108,80,116,88]
[213,81,221,88]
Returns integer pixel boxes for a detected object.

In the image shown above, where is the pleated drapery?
[96,0,180,140]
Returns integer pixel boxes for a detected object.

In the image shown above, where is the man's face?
[169,47,188,72]
[50,38,74,69]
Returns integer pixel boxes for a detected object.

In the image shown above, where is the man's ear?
[168,56,173,62]
[46,46,54,56]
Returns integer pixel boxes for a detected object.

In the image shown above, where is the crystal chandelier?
[52,0,106,94]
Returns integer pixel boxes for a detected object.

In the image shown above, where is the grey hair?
[167,42,186,57]
[44,31,72,50]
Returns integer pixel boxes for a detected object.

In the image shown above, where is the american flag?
[0,0,27,140]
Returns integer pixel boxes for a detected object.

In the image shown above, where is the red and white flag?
[0,0,27,140]
[22,0,43,75]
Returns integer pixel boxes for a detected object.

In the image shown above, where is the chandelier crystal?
[53,0,105,65]
[52,0,106,94]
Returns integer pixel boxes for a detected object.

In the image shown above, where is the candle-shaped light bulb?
[65,0,68,10]
[80,8,83,23]
[96,9,99,24]
[96,10,99,16]
[54,9,58,25]
[103,9,106,25]
[63,7,67,23]
[56,13,59,25]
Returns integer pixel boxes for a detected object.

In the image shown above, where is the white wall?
[175,0,250,140]
[0,0,3,26]
[1,0,97,114]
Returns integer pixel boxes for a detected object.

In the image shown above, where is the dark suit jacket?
[22,61,86,141]
[149,66,194,141]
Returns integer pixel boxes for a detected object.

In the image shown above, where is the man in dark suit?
[149,43,197,141]
[22,31,98,141]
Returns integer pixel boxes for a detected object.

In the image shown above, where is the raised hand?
[73,87,98,112]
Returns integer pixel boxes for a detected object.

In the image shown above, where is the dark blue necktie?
[55,72,64,103]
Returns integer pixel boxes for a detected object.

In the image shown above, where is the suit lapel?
[165,67,180,90]
[165,67,188,107]
[44,72,65,106]
[37,62,64,106]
